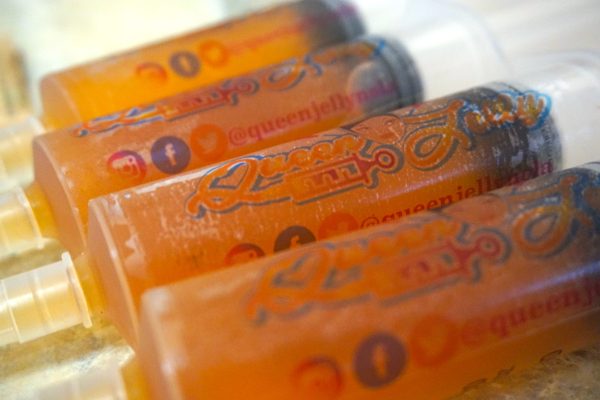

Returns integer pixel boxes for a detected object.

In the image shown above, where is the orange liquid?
[33,36,421,257]
[86,84,562,342]
[137,164,600,400]
[39,0,363,128]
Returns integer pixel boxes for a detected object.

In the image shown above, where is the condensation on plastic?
[0,252,91,346]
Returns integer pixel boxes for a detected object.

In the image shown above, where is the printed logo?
[74,40,386,138]
[185,133,403,219]
[245,218,509,324]
[506,170,599,257]
[151,136,191,174]
[274,226,316,252]
[463,89,551,133]
[73,77,260,137]
[347,89,552,171]
[190,123,228,162]
[107,150,147,182]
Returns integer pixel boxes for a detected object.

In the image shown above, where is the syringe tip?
[0,252,91,347]
[35,361,127,400]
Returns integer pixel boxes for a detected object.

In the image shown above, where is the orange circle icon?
[190,123,229,163]
[225,243,265,266]
[318,212,359,240]
[408,314,459,367]
[291,357,343,400]
[135,62,168,84]
[198,40,230,68]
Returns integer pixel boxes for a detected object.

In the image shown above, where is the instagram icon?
[107,150,147,182]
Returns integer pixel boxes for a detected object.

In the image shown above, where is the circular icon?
[274,225,316,252]
[169,51,200,78]
[224,243,265,266]
[373,148,399,171]
[353,332,406,388]
[291,357,344,400]
[151,136,191,174]
[361,215,380,228]
[190,124,228,163]
[408,315,459,367]
[107,150,147,182]
[198,40,229,68]
[318,212,359,240]
[135,62,168,84]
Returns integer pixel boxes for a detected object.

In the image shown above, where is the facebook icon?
[151,136,191,174]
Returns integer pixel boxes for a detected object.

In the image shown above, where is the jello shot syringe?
[0,53,598,346]
[0,0,365,189]
[0,0,509,259]
[43,162,600,400]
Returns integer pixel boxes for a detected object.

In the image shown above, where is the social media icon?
[225,243,265,266]
[151,136,191,174]
[274,225,316,252]
[292,357,343,399]
[353,333,406,388]
[107,150,147,182]
[408,315,459,367]
[190,123,228,162]
[318,212,359,239]
[135,62,168,84]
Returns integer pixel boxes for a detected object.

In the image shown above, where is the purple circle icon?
[353,333,406,388]
[151,136,191,174]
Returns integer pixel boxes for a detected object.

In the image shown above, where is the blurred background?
[1,0,600,116]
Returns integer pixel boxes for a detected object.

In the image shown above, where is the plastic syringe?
[0,53,598,347]
[38,162,600,400]
[0,0,508,259]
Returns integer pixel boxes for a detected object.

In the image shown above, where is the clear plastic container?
[0,55,598,347]
[37,163,600,399]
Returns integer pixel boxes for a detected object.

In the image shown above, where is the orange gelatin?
[137,164,600,399]
[33,36,421,257]
[39,0,364,128]
[86,84,561,341]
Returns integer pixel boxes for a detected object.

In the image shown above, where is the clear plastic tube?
[37,163,600,400]
[0,56,597,348]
